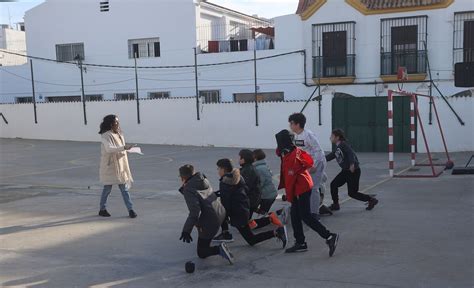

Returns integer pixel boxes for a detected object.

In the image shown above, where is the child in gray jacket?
[253,149,278,214]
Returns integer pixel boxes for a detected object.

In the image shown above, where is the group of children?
[177,113,379,265]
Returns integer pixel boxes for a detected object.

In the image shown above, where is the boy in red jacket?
[276,129,339,255]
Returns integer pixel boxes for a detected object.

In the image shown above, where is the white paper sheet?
[128,147,144,155]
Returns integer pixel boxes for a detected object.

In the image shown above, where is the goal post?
[387,89,452,178]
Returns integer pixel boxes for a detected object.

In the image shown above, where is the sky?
[0,0,299,26]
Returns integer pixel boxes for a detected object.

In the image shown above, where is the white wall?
[415,96,474,153]
[0,97,334,150]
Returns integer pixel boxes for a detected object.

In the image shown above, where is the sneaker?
[213,231,234,243]
[329,203,340,211]
[278,206,291,225]
[285,242,308,253]
[366,198,379,211]
[319,205,333,216]
[269,212,283,227]
[219,243,234,265]
[129,210,137,218]
[275,226,288,249]
[326,233,339,257]
[248,220,258,230]
[98,210,111,217]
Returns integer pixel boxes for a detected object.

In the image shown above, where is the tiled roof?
[296,0,317,14]
[358,0,445,9]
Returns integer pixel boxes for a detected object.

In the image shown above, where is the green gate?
[332,96,413,152]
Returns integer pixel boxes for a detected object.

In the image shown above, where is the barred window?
[16,97,33,103]
[148,92,170,99]
[454,11,474,64]
[115,93,136,101]
[128,38,160,58]
[199,90,220,103]
[56,43,85,62]
[233,92,284,102]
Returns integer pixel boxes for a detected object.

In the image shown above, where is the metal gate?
[332,96,412,152]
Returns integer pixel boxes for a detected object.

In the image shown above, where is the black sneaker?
[329,203,340,211]
[275,226,288,249]
[319,205,333,216]
[326,233,339,257]
[285,242,308,253]
[213,231,234,243]
[99,210,111,217]
[129,210,137,218]
[219,243,234,264]
[366,198,379,211]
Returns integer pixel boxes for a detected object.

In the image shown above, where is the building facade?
[0,24,27,66]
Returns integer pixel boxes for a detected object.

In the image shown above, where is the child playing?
[326,129,379,211]
[288,113,328,219]
[238,149,262,218]
[212,159,287,248]
[253,149,278,215]
[275,130,338,256]
[178,164,234,264]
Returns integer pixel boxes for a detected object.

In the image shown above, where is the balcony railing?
[453,48,474,64]
[197,22,274,54]
[313,55,355,78]
[381,50,427,75]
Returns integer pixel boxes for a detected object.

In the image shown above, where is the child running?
[288,113,329,219]
[253,149,278,215]
[238,149,262,219]
[178,165,234,264]
[326,129,379,211]
[213,159,287,248]
[275,129,338,256]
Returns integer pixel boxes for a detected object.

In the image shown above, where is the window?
[46,96,82,102]
[56,43,85,62]
[380,16,427,75]
[16,97,33,103]
[148,92,170,99]
[128,38,160,58]
[100,1,109,12]
[199,90,220,103]
[233,92,284,102]
[85,94,103,101]
[115,93,136,101]
[454,12,474,64]
[312,22,355,78]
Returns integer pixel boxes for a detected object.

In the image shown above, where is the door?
[332,96,413,152]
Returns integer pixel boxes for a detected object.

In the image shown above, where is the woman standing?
[98,115,137,218]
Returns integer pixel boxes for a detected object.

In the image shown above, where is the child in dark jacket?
[178,165,234,264]
[275,130,339,256]
[239,149,262,218]
[326,129,379,211]
[213,159,287,248]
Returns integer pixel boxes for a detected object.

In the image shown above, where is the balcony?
[197,23,274,54]
[312,55,355,84]
[380,50,427,82]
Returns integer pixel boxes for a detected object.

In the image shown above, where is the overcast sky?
[0,0,299,26]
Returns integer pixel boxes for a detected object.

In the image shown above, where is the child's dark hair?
[332,129,347,141]
[179,164,194,179]
[98,114,117,134]
[216,158,233,173]
[253,149,266,161]
[239,149,255,165]
[288,113,306,129]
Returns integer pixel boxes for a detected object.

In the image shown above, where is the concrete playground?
[0,138,472,288]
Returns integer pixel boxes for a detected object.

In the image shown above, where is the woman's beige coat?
[99,131,133,186]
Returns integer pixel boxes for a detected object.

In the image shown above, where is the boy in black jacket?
[326,129,379,211]
[213,159,287,248]
[178,165,234,264]
[239,149,262,218]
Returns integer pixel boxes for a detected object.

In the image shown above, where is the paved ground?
[0,139,472,288]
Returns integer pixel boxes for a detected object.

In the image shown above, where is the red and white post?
[410,94,416,166]
[388,90,394,177]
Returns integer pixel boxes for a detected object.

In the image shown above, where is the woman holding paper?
[98,114,137,218]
